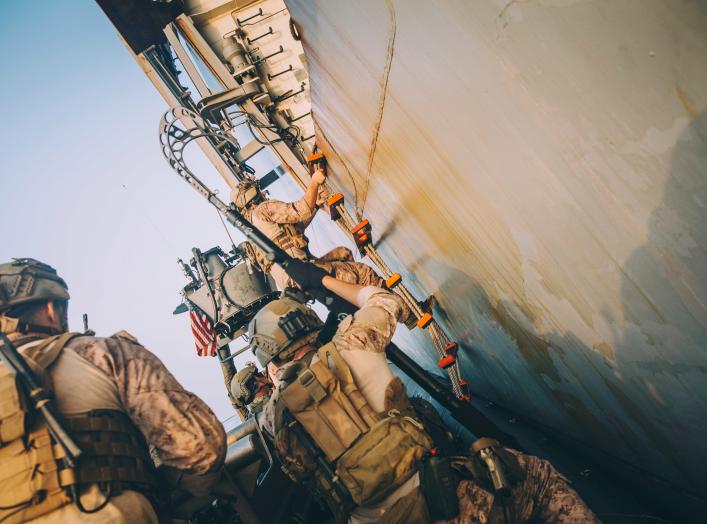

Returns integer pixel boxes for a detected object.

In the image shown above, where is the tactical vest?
[0,333,158,523]
[242,220,310,274]
[272,223,309,254]
[274,343,432,511]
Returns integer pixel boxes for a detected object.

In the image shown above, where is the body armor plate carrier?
[275,343,432,512]
[243,221,310,274]
[0,333,157,523]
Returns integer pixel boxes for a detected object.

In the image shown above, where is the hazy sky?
[0,0,439,426]
[0,0,291,421]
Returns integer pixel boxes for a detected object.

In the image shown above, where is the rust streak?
[359,0,397,217]
[313,117,361,212]
[675,84,698,119]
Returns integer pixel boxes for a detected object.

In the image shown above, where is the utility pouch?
[0,372,29,445]
[336,412,432,506]
[280,359,368,461]
[421,455,460,520]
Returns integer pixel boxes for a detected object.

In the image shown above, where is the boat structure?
[96,0,707,522]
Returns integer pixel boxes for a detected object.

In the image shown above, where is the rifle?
[0,333,83,466]
[288,418,353,510]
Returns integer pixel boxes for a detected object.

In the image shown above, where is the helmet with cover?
[0,258,70,313]
[230,177,264,211]
[248,296,322,367]
[0,258,70,333]
[230,361,259,405]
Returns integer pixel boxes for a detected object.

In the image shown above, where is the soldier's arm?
[257,168,325,224]
[256,198,315,225]
[322,275,368,305]
[72,336,227,496]
[303,166,327,211]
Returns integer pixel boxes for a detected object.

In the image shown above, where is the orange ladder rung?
[352,219,372,253]
[385,273,402,289]
[417,312,433,329]
[327,193,344,220]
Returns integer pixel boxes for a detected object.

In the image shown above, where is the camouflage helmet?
[230,178,263,211]
[230,361,259,405]
[0,258,70,314]
[248,296,322,367]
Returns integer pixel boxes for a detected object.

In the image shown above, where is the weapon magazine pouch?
[421,456,460,521]
[0,371,29,445]
[280,345,369,462]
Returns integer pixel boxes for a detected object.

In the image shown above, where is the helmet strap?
[0,315,18,334]
[0,315,62,335]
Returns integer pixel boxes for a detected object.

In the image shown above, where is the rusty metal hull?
[286,0,707,498]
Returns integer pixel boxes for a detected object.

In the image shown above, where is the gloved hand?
[282,259,328,291]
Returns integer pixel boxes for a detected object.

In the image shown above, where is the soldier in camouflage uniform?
[231,165,384,292]
[448,449,600,523]
[230,361,273,415]
[251,266,599,523]
[0,258,226,523]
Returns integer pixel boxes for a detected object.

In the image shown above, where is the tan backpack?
[278,343,432,507]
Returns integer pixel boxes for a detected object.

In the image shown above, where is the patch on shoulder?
[111,330,139,344]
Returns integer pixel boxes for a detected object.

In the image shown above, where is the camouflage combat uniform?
[261,288,422,524]
[262,288,598,523]
[246,196,383,291]
[9,330,226,523]
[446,449,600,524]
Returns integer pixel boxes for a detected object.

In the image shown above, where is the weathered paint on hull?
[286,0,707,496]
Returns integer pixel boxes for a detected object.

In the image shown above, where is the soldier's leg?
[318,246,355,263]
[329,260,384,287]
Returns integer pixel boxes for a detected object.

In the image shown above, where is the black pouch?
[421,456,460,520]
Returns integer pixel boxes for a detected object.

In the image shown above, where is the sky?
[0,0,294,421]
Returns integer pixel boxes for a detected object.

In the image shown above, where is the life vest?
[274,343,432,511]
[0,333,158,523]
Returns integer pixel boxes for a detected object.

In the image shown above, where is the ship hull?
[286,0,707,503]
